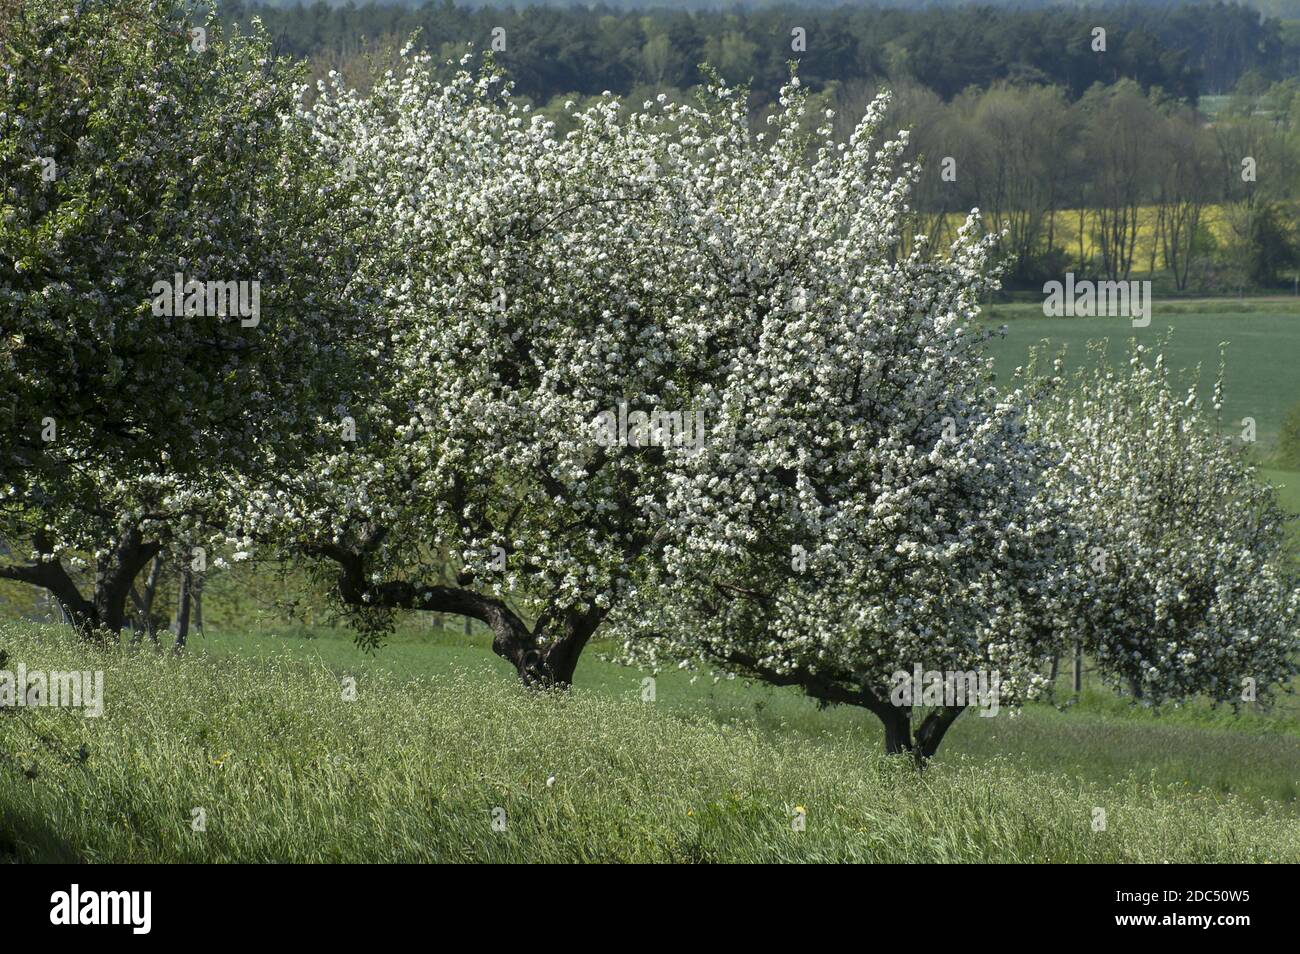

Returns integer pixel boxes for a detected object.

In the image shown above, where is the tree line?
[859,77,1300,290]
[225,1,1291,101]
[223,0,1300,293]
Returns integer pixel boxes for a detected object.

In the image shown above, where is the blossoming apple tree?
[238,54,747,683]
[242,51,1076,730]
[601,83,1077,761]
[1021,342,1299,709]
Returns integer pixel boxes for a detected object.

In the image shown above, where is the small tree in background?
[1245,201,1300,289]
[1023,341,1299,710]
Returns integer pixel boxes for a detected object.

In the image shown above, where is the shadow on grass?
[0,805,84,863]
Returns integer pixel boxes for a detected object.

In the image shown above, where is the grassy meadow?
[0,299,1297,863]
[1,621,1298,863]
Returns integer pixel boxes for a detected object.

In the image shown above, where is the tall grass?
[1,623,1295,863]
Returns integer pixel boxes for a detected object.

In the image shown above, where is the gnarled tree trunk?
[0,526,159,643]
[864,694,965,766]
[715,649,968,767]
[130,553,166,648]
[324,542,609,689]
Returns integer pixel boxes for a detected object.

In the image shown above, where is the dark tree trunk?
[129,553,166,648]
[708,647,969,767]
[880,706,913,756]
[874,705,965,767]
[173,566,192,655]
[537,607,604,686]
[487,605,606,688]
[128,587,146,646]
[914,706,966,761]
[143,554,164,647]
[323,540,610,690]
[0,527,157,643]
[91,525,155,639]
[191,573,204,635]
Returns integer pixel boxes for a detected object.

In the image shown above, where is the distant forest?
[231,0,1300,23]
[216,1,1300,292]
[222,1,1298,100]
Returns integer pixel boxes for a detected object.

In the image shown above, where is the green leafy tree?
[0,0,363,639]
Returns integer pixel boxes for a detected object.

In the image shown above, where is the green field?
[1261,466,1300,519]
[980,303,1300,448]
[197,623,1300,813]
[978,302,1300,550]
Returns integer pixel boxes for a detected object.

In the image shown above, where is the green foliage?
[0,0,368,634]
[1,0,353,478]
[1247,202,1300,287]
